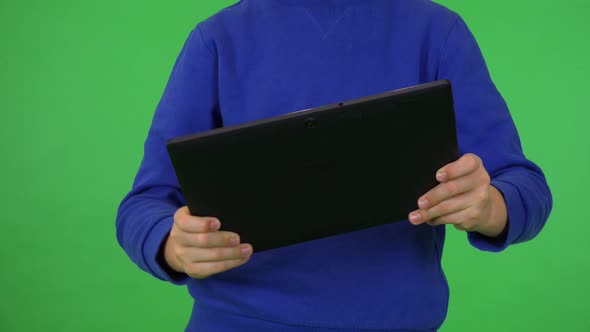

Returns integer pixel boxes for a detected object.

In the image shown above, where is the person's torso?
[187,1,457,330]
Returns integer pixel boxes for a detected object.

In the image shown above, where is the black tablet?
[167,80,458,251]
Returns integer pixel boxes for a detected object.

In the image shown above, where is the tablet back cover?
[167,80,458,251]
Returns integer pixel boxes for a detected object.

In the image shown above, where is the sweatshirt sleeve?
[437,16,553,252]
[116,25,219,283]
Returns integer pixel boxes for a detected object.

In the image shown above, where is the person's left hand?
[408,153,508,237]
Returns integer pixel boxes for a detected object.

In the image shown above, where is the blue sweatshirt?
[116,0,552,331]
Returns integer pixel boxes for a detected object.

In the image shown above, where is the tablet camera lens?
[305,118,316,128]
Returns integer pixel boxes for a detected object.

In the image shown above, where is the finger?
[424,191,474,221]
[175,207,221,233]
[417,175,479,210]
[436,153,481,182]
[185,244,253,262]
[185,257,252,279]
[410,190,473,225]
[427,207,478,231]
[185,231,242,248]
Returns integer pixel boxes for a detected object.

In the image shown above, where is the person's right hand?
[163,206,253,279]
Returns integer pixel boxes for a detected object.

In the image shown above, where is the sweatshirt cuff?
[143,216,190,285]
[467,179,526,252]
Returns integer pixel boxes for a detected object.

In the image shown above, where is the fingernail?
[436,171,447,181]
[229,236,239,246]
[418,198,430,209]
[409,212,421,224]
[209,220,220,231]
[240,245,252,256]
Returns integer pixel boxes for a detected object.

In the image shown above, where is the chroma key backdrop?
[0,0,588,331]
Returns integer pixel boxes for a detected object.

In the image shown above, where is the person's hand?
[408,153,508,237]
[163,206,253,279]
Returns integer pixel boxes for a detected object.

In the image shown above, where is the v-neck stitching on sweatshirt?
[302,5,356,40]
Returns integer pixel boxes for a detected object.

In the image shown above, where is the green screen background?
[1,0,588,331]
